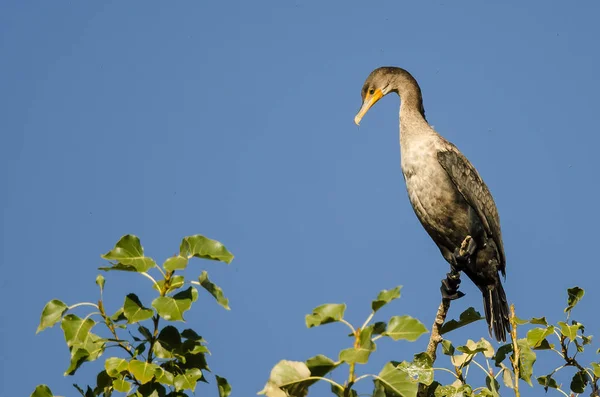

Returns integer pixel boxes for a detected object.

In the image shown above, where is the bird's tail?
[482,279,511,342]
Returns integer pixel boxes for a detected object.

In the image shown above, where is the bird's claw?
[441,271,465,300]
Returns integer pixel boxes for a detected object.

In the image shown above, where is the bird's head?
[354,67,423,125]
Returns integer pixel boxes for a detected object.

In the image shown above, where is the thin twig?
[417,296,453,397]
[509,304,520,397]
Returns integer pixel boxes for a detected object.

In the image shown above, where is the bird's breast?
[400,142,470,248]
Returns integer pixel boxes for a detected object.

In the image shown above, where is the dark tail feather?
[482,280,510,342]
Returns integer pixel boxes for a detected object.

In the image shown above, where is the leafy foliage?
[261,285,600,397]
[32,233,235,397]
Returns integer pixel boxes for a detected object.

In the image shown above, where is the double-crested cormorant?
[354,67,510,342]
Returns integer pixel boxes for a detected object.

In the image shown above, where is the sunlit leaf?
[105,357,129,377]
[440,307,483,335]
[305,304,346,328]
[30,384,54,397]
[152,287,198,321]
[592,362,600,377]
[37,300,68,333]
[180,235,234,264]
[537,375,558,391]
[216,375,231,397]
[100,235,156,272]
[258,360,311,397]
[65,348,90,376]
[123,293,154,323]
[163,255,189,271]
[198,271,230,310]
[112,378,131,393]
[526,326,554,349]
[174,368,202,392]
[398,352,433,386]
[501,364,514,389]
[517,339,536,386]
[383,315,427,341]
[128,359,159,384]
[441,340,455,356]
[371,286,402,313]
[565,286,584,313]
[529,317,547,326]
[376,361,418,397]
[558,321,581,340]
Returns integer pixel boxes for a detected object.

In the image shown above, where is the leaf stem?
[98,299,134,357]
[141,272,160,289]
[68,302,99,310]
[361,312,375,330]
[154,264,166,279]
[339,319,356,334]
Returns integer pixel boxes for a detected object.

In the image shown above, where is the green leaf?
[96,275,105,291]
[216,375,231,397]
[592,362,600,377]
[383,315,428,341]
[152,287,198,321]
[164,255,189,271]
[537,375,558,391]
[565,286,584,313]
[433,382,473,397]
[258,360,311,397]
[129,359,159,384]
[180,234,234,264]
[493,343,513,367]
[440,307,484,335]
[377,361,418,397]
[137,381,167,397]
[517,338,536,386]
[113,378,131,393]
[333,385,358,397]
[456,338,494,358]
[198,271,230,310]
[570,370,588,393]
[65,348,90,376]
[100,235,156,272]
[501,364,514,389]
[526,326,554,348]
[123,293,154,323]
[105,357,129,377]
[30,385,54,397]
[156,368,175,386]
[174,368,202,392]
[441,340,455,356]
[37,299,68,333]
[485,375,500,397]
[398,352,433,386]
[558,321,581,340]
[61,314,105,375]
[339,326,376,364]
[529,317,548,326]
[154,275,185,295]
[371,286,402,313]
[305,303,346,328]
[153,326,182,359]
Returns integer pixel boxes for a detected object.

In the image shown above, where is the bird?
[354,67,510,342]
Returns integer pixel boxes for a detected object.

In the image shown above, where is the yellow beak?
[354,89,384,125]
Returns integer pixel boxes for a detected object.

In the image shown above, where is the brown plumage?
[354,67,510,342]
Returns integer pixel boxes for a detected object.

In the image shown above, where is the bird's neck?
[399,92,430,140]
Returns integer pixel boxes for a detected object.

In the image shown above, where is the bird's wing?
[436,147,505,272]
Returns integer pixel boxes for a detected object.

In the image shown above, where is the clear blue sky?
[2,1,599,396]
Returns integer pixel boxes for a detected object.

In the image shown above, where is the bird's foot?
[441,270,465,300]
[453,235,477,267]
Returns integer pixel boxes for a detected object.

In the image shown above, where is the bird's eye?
[369,89,375,95]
